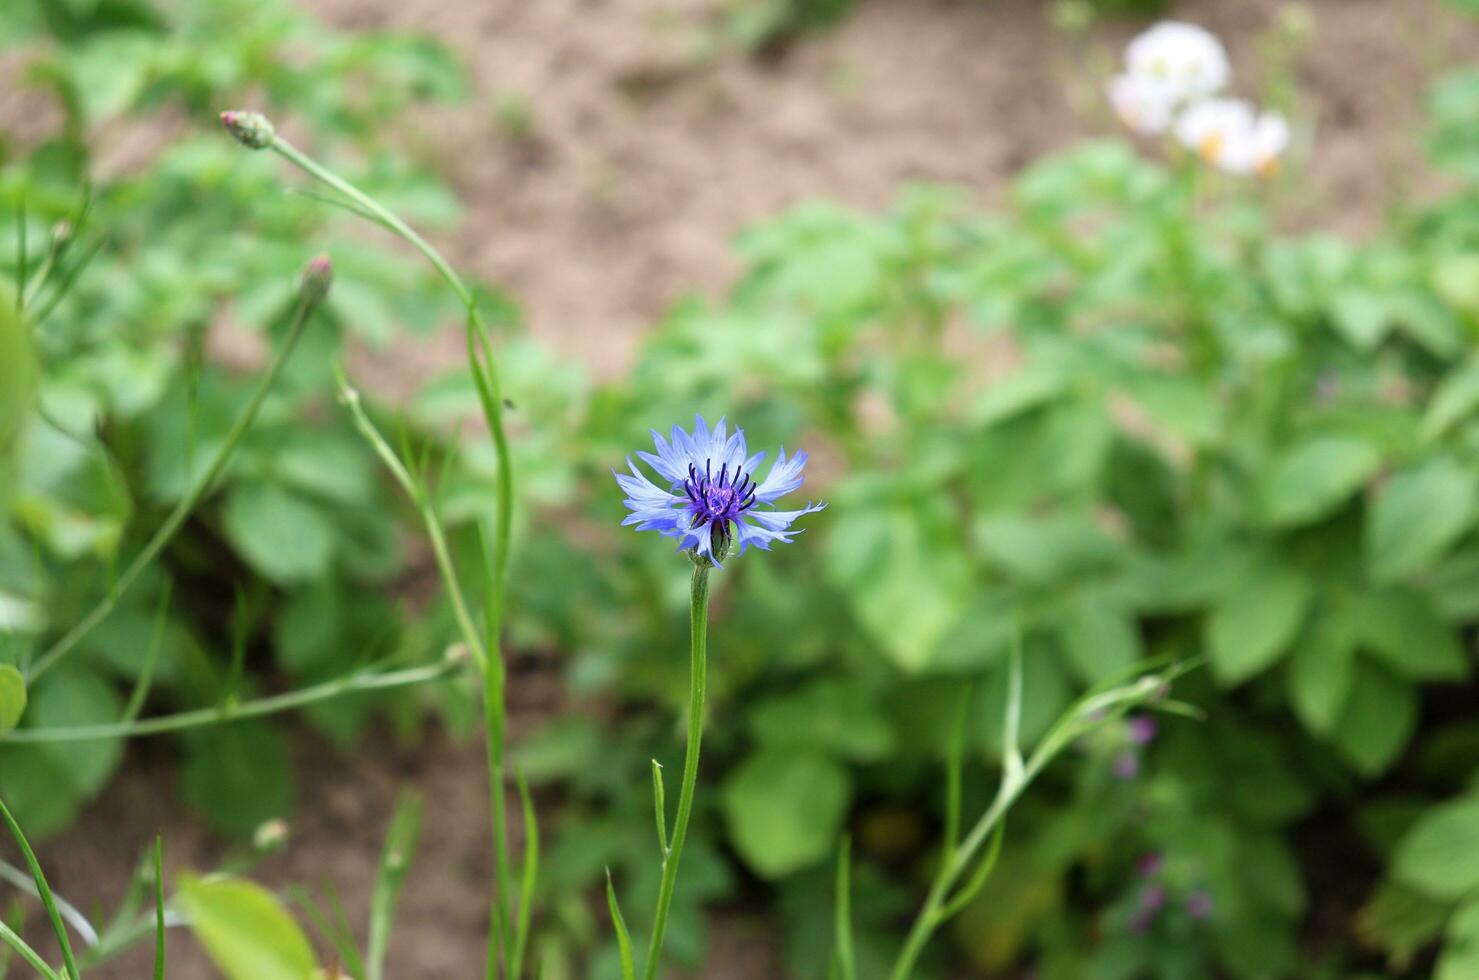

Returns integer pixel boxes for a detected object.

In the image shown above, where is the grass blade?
[510,768,539,979]
[0,796,80,978]
[943,685,971,858]
[367,792,423,980]
[122,583,171,724]
[651,760,667,854]
[604,871,635,980]
[938,818,1006,921]
[0,917,57,980]
[151,839,164,980]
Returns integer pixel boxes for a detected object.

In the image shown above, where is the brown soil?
[7,0,1479,977]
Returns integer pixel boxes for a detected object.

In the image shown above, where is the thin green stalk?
[0,864,97,947]
[14,205,27,316]
[0,919,57,980]
[261,130,521,977]
[886,665,1185,980]
[641,563,711,980]
[367,792,422,980]
[510,768,539,979]
[2,661,460,743]
[29,282,327,682]
[151,839,164,980]
[0,798,79,979]
[605,872,636,980]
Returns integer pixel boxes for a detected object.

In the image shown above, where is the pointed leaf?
[178,875,317,980]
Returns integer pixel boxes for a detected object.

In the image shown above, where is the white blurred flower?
[1125,22,1231,101]
[1175,99,1290,176]
[1107,73,1181,135]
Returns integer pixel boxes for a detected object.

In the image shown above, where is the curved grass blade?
[604,871,636,980]
[0,796,80,978]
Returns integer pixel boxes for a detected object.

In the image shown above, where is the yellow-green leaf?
[179,875,317,980]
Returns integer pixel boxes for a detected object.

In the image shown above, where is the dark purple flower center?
[683,460,756,548]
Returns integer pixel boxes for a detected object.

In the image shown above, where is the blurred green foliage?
[492,76,1479,978]
[0,0,488,838]
[3,1,1479,978]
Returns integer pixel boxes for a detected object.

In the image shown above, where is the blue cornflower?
[616,416,824,566]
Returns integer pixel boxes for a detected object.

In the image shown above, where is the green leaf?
[1331,660,1417,776]
[178,875,318,980]
[222,482,336,584]
[1349,590,1468,682]
[1368,459,1479,582]
[1355,879,1449,971]
[827,503,970,672]
[1259,436,1380,527]
[1423,357,1479,442]
[1330,288,1391,350]
[720,750,850,880]
[1438,900,1479,980]
[1207,565,1312,685]
[1394,794,1479,900]
[0,666,25,738]
[182,722,294,838]
[1053,592,1141,684]
[1287,616,1356,736]
[747,682,895,762]
[0,671,123,837]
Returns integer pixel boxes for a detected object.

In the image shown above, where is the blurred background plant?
[4,0,1479,978]
[0,0,499,841]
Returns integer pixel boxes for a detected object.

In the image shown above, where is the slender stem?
[1,661,461,743]
[641,563,711,980]
[28,287,324,681]
[0,797,79,979]
[0,918,59,980]
[269,135,520,977]
[887,672,1174,980]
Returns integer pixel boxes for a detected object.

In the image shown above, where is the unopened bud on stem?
[219,109,276,150]
[298,254,333,310]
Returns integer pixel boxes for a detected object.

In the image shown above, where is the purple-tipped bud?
[220,109,276,150]
[1112,751,1140,780]
[298,254,333,309]
[1136,852,1163,878]
[1185,890,1214,920]
[1139,884,1167,912]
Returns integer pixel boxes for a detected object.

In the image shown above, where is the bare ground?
[9,0,1479,976]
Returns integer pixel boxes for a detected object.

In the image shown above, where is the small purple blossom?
[1127,715,1157,745]
[1186,890,1215,920]
[616,416,824,567]
[1112,751,1140,780]
[1139,884,1167,912]
[1136,852,1163,878]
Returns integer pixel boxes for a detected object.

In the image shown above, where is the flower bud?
[253,818,290,852]
[298,254,333,310]
[219,109,276,150]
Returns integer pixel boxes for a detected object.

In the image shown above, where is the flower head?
[220,109,276,150]
[1107,73,1182,135]
[1124,22,1230,102]
[616,416,824,567]
[1175,99,1289,176]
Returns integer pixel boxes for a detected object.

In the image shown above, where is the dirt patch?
[332,0,1477,397]
[6,1,1479,976]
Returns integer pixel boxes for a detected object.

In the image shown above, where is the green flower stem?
[265,134,521,978]
[887,671,1177,980]
[642,562,712,980]
[28,277,326,683]
[1,660,462,743]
